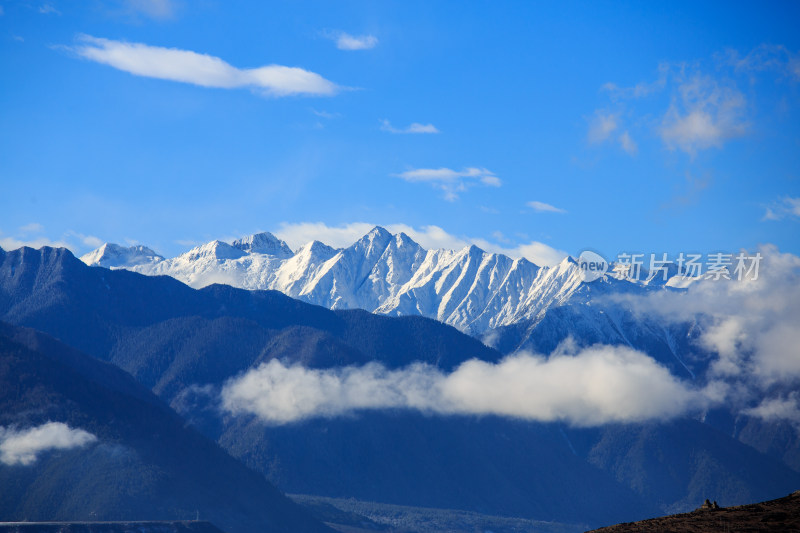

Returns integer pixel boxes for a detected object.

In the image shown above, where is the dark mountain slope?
[564,420,800,515]
[587,490,800,533]
[0,322,331,533]
[1,247,797,528]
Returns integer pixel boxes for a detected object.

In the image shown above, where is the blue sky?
[1,0,799,265]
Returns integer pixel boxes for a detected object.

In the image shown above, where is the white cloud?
[38,4,60,15]
[527,201,566,214]
[272,222,567,267]
[0,422,97,466]
[726,44,800,81]
[221,342,711,426]
[71,35,339,97]
[744,393,800,425]
[619,131,638,155]
[311,109,342,120]
[394,167,500,201]
[587,112,637,155]
[763,196,800,221]
[0,232,71,251]
[500,241,568,267]
[125,0,176,20]
[19,222,44,234]
[660,75,747,154]
[330,32,378,51]
[274,222,376,250]
[381,120,440,134]
[613,245,800,419]
[587,111,618,143]
[594,48,797,157]
[64,230,104,249]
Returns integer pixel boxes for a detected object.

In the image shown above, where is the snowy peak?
[86,228,673,342]
[297,240,338,258]
[350,226,393,256]
[81,243,164,269]
[184,240,246,261]
[231,232,293,257]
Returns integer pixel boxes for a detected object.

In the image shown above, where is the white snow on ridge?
[81,227,675,335]
[79,243,164,269]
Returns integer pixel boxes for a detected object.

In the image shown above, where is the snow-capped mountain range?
[81,227,691,355]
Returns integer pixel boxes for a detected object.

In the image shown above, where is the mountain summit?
[80,243,164,269]
[81,228,686,356]
[231,232,293,257]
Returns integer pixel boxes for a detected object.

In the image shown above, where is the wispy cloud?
[67,231,104,248]
[221,342,712,426]
[0,232,70,251]
[725,44,800,81]
[70,35,339,97]
[618,131,638,155]
[587,111,618,144]
[527,201,566,214]
[744,393,800,425]
[587,111,638,156]
[381,120,440,134]
[763,196,800,221]
[19,222,44,234]
[38,3,60,15]
[0,422,97,466]
[125,0,177,20]
[326,31,378,51]
[596,50,782,157]
[0,227,104,254]
[394,167,501,201]
[311,109,342,120]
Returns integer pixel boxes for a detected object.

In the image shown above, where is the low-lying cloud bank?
[221,245,799,427]
[221,343,716,426]
[613,245,800,424]
[0,422,97,466]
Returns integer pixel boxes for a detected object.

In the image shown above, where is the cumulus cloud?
[527,201,566,214]
[592,45,800,157]
[613,245,800,422]
[70,35,338,97]
[394,167,501,201]
[327,32,378,51]
[620,246,800,385]
[598,54,760,156]
[0,422,97,466]
[660,75,747,155]
[272,222,567,267]
[221,342,712,426]
[381,120,440,134]
[763,196,800,221]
